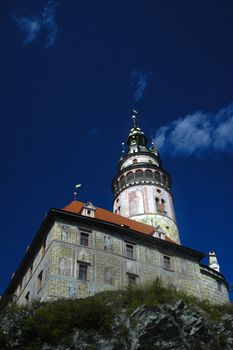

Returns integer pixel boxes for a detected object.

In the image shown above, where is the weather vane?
[132,109,138,128]
[73,183,81,200]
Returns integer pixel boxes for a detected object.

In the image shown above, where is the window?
[162,175,167,186]
[160,199,167,215]
[133,159,137,164]
[217,281,222,292]
[120,176,126,188]
[126,172,134,184]
[37,270,43,291]
[145,170,153,181]
[128,274,136,286]
[79,264,88,280]
[80,232,89,246]
[126,244,134,259]
[135,170,144,181]
[155,197,160,213]
[163,256,171,270]
[25,291,30,305]
[154,171,161,183]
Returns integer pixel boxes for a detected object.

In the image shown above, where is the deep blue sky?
[1,0,233,300]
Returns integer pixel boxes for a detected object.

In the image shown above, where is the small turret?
[208,251,220,272]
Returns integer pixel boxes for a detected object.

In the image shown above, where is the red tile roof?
[62,201,176,244]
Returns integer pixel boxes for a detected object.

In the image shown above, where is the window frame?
[126,243,134,259]
[80,232,89,247]
[163,255,172,271]
[127,273,137,286]
[78,263,88,281]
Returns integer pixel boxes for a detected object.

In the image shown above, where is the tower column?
[112,113,180,244]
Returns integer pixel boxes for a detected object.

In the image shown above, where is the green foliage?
[184,297,233,321]
[21,297,113,347]
[116,323,130,342]
[122,278,188,313]
[0,279,232,348]
[0,327,9,349]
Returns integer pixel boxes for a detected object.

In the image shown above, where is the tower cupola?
[112,112,180,244]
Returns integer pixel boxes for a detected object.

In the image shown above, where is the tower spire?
[132,109,138,128]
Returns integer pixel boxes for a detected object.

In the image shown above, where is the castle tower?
[112,112,180,244]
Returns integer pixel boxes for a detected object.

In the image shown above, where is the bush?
[122,278,176,313]
[21,297,113,347]
[0,327,9,349]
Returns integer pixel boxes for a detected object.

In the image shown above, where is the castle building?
[0,115,229,306]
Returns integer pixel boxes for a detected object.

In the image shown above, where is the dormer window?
[81,202,96,218]
[153,229,165,240]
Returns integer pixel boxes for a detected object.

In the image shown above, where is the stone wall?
[15,224,56,304]
[15,220,229,305]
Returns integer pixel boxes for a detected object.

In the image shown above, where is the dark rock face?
[130,301,213,350]
[1,300,233,350]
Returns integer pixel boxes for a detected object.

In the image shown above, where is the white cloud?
[153,103,233,156]
[42,1,59,48]
[130,69,152,101]
[13,1,59,48]
[13,16,42,45]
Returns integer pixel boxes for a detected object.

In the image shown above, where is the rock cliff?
[0,281,232,350]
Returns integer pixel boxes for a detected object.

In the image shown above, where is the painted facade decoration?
[0,114,229,307]
[6,220,229,306]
